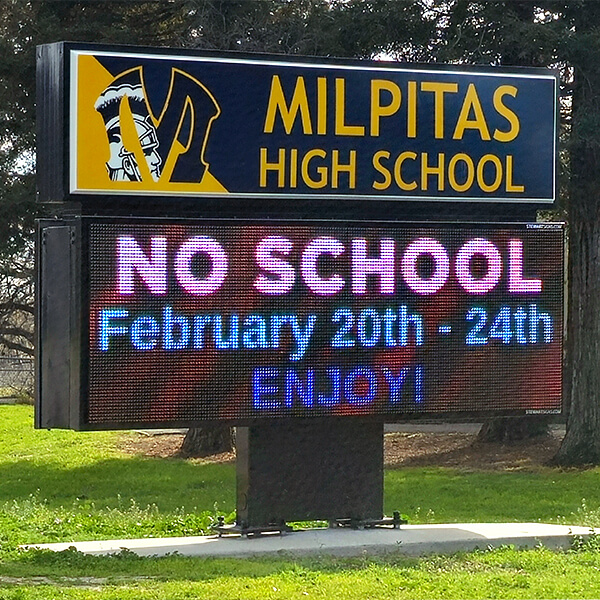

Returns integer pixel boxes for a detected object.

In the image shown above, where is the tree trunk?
[477,416,551,444]
[555,220,600,465]
[554,8,600,465]
[179,426,234,458]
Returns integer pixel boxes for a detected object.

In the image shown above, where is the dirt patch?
[119,428,564,471]
[0,576,158,588]
[119,432,235,464]
[384,431,563,470]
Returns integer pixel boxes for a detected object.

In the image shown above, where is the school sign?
[37,42,562,528]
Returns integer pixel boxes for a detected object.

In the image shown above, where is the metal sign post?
[236,421,384,530]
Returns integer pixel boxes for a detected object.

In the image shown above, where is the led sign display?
[38,43,558,204]
[84,220,563,428]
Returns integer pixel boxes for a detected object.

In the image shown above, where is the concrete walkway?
[25,523,592,558]
[384,423,567,434]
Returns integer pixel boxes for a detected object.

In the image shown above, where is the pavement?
[137,423,567,436]
[384,423,567,434]
[24,523,592,558]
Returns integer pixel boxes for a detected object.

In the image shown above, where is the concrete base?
[24,523,592,558]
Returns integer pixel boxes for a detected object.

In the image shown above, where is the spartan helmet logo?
[95,75,162,182]
[94,68,220,184]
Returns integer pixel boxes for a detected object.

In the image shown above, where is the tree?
[432,0,600,462]
[0,1,191,361]
[552,2,600,465]
[1,0,216,431]
[0,241,34,357]
[182,0,436,59]
[179,426,235,458]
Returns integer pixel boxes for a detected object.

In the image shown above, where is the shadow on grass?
[385,466,600,525]
[2,454,600,525]
[0,456,236,513]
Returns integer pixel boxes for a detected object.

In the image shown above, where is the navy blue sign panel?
[41,43,558,204]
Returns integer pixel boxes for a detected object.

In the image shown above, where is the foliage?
[0,0,192,357]
[0,242,34,356]
[182,0,436,59]
[431,1,600,463]
[0,0,186,249]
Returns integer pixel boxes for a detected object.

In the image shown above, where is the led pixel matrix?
[86,221,564,426]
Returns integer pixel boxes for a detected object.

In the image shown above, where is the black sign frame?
[37,41,559,212]
[36,215,564,431]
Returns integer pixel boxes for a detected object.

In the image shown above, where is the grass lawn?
[1,404,600,599]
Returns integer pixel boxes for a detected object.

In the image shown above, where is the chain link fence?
[0,356,34,401]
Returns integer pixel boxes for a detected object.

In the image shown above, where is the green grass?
[0,405,235,546]
[0,406,234,514]
[2,546,600,599]
[385,467,600,525]
[1,404,600,599]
